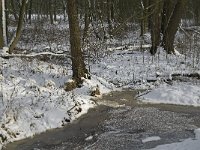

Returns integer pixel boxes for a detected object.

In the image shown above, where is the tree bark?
[140,0,149,36]
[162,0,186,54]
[2,0,7,46]
[82,0,90,45]
[49,0,54,24]
[10,0,19,21]
[149,0,163,55]
[67,0,88,86]
[8,0,27,54]
[0,0,3,49]
[53,0,57,22]
[28,0,32,24]
[107,0,113,34]
[62,0,67,21]
[148,0,186,55]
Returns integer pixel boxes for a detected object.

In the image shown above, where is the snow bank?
[140,82,200,107]
[149,128,200,150]
[0,57,114,148]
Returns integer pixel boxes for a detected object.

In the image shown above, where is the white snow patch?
[140,82,200,107]
[85,135,93,141]
[149,128,200,150]
[0,57,114,148]
[142,136,161,143]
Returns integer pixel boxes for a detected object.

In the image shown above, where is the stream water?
[4,89,200,150]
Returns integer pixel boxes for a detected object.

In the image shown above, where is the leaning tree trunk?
[162,0,186,54]
[8,0,27,54]
[149,0,163,55]
[67,0,88,86]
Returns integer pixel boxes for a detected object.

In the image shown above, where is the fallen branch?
[172,73,200,79]
[0,52,71,59]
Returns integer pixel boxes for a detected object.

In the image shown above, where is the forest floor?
[0,24,200,149]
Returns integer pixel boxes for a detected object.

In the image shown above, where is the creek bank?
[4,89,200,150]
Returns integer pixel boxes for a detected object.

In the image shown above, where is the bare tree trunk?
[62,0,67,21]
[149,0,163,55]
[49,0,54,24]
[161,0,176,35]
[10,0,18,21]
[8,0,27,54]
[107,0,112,34]
[193,0,200,25]
[67,0,88,86]
[2,0,7,46]
[28,0,32,24]
[162,0,186,54]
[194,7,199,25]
[82,0,90,45]
[53,0,57,22]
[0,0,3,49]
[140,0,149,36]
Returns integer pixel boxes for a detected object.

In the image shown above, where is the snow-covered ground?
[0,56,114,149]
[92,47,199,88]
[140,82,200,107]
[90,45,200,103]
[149,128,200,150]
[0,44,200,149]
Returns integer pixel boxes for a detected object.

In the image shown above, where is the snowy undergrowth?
[91,47,200,107]
[0,57,114,148]
[92,47,200,89]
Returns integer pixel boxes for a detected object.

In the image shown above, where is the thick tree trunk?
[161,0,176,34]
[162,0,186,54]
[149,0,163,55]
[148,0,186,55]
[67,0,88,86]
[8,0,27,54]
[194,0,200,25]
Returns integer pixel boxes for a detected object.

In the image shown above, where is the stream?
[4,89,200,150]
